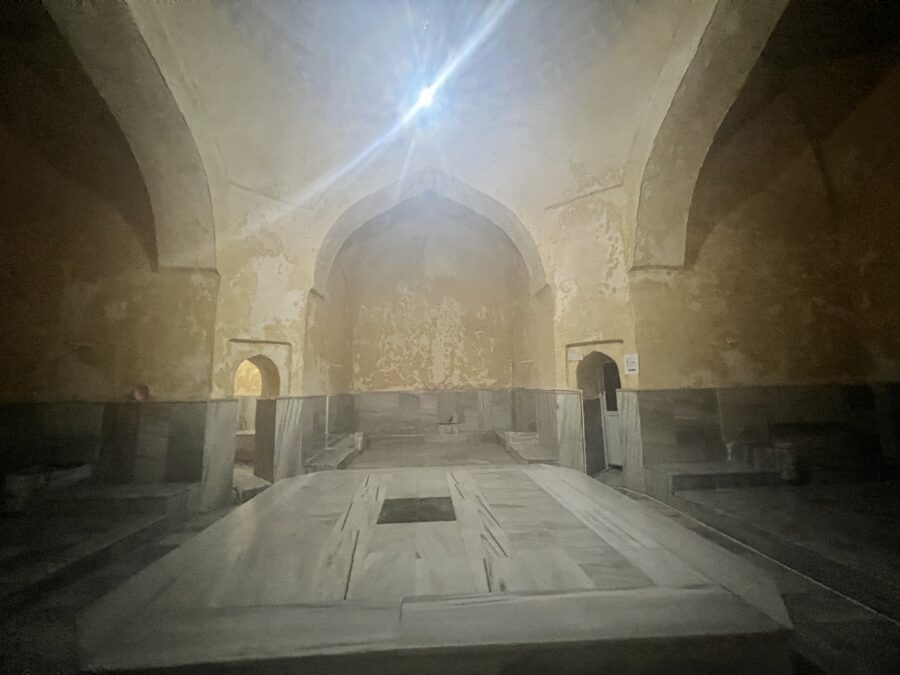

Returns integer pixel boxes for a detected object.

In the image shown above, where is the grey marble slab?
[301,396,327,462]
[511,388,537,433]
[535,390,558,453]
[199,400,238,512]
[97,403,141,482]
[254,399,277,482]
[356,392,402,435]
[273,398,305,481]
[619,391,645,492]
[489,390,512,431]
[555,391,585,472]
[327,393,356,436]
[166,403,207,482]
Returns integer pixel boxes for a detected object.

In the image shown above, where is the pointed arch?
[312,167,548,296]
[45,0,222,270]
[632,0,789,268]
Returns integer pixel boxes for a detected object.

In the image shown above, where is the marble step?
[728,442,896,484]
[671,486,900,623]
[232,471,271,503]
[0,512,168,609]
[83,586,791,673]
[305,433,364,472]
[502,431,558,464]
[36,482,199,522]
[646,462,783,499]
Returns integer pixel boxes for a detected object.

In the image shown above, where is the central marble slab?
[78,465,793,673]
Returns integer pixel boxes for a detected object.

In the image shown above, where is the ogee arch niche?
[305,192,551,392]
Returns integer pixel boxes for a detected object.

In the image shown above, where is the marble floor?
[78,464,792,672]
[622,486,900,674]
[676,480,900,622]
[346,436,519,468]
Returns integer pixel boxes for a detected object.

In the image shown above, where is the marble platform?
[77,465,792,672]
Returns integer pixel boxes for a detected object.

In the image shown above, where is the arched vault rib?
[312,168,549,296]
[44,0,219,270]
[631,0,789,269]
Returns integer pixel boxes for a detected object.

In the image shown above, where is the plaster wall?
[23,0,893,402]
[0,125,217,402]
[146,0,699,394]
[328,194,527,392]
[630,91,855,389]
[628,49,900,390]
[817,61,900,381]
[0,6,218,402]
[848,153,900,380]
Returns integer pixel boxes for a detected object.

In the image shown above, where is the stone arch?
[576,351,619,402]
[45,0,221,270]
[232,354,281,399]
[576,350,623,473]
[312,167,548,296]
[631,0,789,269]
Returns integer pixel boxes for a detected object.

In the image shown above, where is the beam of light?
[399,0,517,126]
[278,0,519,212]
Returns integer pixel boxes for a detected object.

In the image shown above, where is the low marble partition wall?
[620,384,890,493]
[717,385,879,448]
[0,400,237,511]
[533,390,586,472]
[327,393,356,436]
[198,400,239,512]
[100,400,238,511]
[0,402,105,474]
[272,397,326,481]
[511,389,537,433]
[264,389,585,479]
[621,388,765,493]
[99,402,207,483]
[255,399,277,483]
[354,389,513,436]
[873,383,900,466]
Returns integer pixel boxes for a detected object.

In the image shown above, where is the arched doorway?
[576,352,623,473]
[232,355,280,497]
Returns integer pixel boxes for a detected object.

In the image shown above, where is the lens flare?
[416,85,436,110]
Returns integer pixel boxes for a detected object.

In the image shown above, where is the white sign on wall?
[623,352,639,375]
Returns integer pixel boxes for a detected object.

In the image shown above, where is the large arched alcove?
[46,0,224,271]
[312,167,548,297]
[631,0,789,269]
[304,191,552,392]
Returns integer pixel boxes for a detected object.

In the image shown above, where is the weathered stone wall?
[630,48,900,390]
[155,0,696,396]
[14,0,894,406]
[0,7,219,402]
[330,194,526,391]
[820,62,900,382]
[0,127,218,402]
[630,96,854,388]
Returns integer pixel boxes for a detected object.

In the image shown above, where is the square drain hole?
[377,497,456,524]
